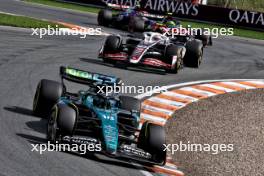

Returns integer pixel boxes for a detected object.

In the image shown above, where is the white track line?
[148,97,186,108]
[221,82,256,89]
[198,83,235,92]
[248,80,264,85]
[153,165,185,175]
[142,104,175,115]
[179,87,216,96]
[162,91,198,102]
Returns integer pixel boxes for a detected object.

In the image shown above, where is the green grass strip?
[0,13,65,28]
[25,0,102,13]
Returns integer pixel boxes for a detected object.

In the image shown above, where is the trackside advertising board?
[140,0,264,30]
[73,0,263,30]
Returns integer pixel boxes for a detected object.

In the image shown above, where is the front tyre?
[164,45,183,74]
[138,122,167,165]
[47,106,59,143]
[104,35,122,53]
[47,104,77,143]
[184,39,203,68]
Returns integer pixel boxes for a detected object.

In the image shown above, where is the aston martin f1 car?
[32,66,167,165]
[99,32,204,73]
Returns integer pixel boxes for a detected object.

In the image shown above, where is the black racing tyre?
[195,29,209,46]
[184,39,203,68]
[97,9,112,26]
[128,16,145,32]
[119,96,141,112]
[195,29,212,46]
[33,79,63,117]
[137,122,148,150]
[57,104,77,135]
[195,34,208,46]
[104,35,122,53]
[138,122,167,165]
[47,104,77,143]
[208,36,213,46]
[201,35,209,46]
[164,45,183,74]
[47,106,59,143]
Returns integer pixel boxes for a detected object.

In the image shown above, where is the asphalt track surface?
[0,0,264,175]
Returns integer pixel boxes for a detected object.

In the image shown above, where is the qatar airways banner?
[68,0,264,30]
[229,9,264,28]
[141,0,199,16]
[102,0,263,29]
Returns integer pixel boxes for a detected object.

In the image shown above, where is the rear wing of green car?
[60,66,121,86]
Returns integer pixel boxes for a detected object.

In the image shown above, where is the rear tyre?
[209,36,213,46]
[196,34,208,46]
[138,122,167,165]
[33,79,63,117]
[128,16,145,32]
[184,39,203,68]
[164,45,183,74]
[98,9,112,26]
[195,29,212,46]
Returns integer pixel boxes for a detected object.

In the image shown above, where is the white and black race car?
[99,32,204,73]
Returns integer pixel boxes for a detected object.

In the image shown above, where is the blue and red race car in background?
[97,6,212,46]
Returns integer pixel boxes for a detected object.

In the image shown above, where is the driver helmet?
[165,12,173,21]
[166,21,176,28]
[134,3,141,11]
